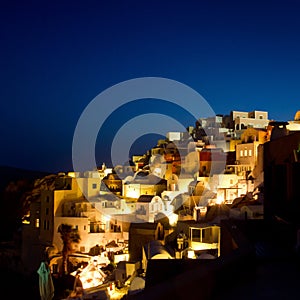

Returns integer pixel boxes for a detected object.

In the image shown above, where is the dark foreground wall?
[127,219,256,300]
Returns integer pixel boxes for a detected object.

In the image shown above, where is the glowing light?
[103,215,111,222]
[71,259,107,289]
[125,189,140,199]
[168,213,178,226]
[187,249,195,259]
[215,195,224,205]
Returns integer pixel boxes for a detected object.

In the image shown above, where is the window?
[191,228,201,242]
[46,207,49,215]
[92,183,97,189]
[249,149,252,156]
[46,196,49,203]
[84,225,86,230]
[35,218,40,228]
[244,150,247,156]
[240,150,243,157]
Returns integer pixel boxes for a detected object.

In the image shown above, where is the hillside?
[0,165,50,191]
[0,165,51,241]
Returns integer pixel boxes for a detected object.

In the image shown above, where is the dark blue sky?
[1,0,300,172]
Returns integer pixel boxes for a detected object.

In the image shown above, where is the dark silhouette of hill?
[0,165,50,192]
[0,165,51,241]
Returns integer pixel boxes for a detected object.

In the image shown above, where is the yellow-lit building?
[21,172,128,274]
[123,173,167,199]
[230,110,269,131]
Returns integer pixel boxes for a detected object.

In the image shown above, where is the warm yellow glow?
[215,195,224,205]
[187,249,195,259]
[125,189,140,199]
[103,215,111,222]
[114,253,129,264]
[71,259,107,289]
[168,213,178,226]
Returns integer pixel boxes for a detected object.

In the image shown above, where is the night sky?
[1,0,300,173]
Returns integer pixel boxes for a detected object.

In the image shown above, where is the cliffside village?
[19,110,300,299]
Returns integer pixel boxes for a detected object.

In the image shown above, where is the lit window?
[240,150,243,157]
[35,218,40,228]
[244,150,247,156]
[249,149,252,156]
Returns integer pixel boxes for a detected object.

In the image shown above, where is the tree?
[58,224,81,275]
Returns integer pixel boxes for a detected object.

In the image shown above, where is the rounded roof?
[295,111,300,121]
[145,240,172,259]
